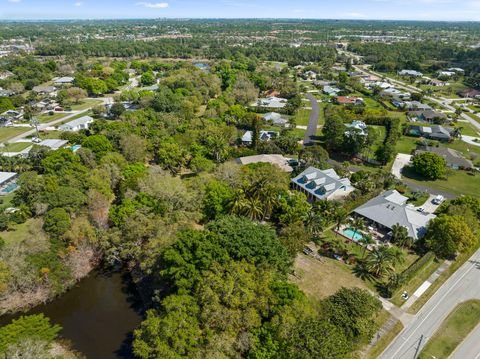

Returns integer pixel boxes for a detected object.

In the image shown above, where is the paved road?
[303,93,320,146]
[5,97,111,144]
[379,248,480,359]
[450,323,480,359]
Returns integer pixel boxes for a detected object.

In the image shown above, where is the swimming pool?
[1,182,17,194]
[71,145,82,152]
[342,228,364,242]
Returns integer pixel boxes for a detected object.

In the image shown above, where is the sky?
[1,0,480,21]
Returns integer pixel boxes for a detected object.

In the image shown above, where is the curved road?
[303,93,320,146]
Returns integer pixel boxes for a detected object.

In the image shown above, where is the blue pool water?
[71,145,82,152]
[2,182,17,193]
[343,228,364,242]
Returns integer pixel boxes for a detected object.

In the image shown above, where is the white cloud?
[136,2,169,8]
[75,1,84,6]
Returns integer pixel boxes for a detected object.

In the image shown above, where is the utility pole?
[413,335,424,359]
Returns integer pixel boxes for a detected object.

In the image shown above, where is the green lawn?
[70,99,103,111]
[1,219,44,246]
[0,127,31,143]
[402,166,480,197]
[294,108,312,126]
[0,142,31,153]
[390,255,441,307]
[419,300,480,359]
[37,112,67,123]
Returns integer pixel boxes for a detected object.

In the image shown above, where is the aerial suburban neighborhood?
[0,1,478,359]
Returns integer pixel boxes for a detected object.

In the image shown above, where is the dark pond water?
[0,271,144,359]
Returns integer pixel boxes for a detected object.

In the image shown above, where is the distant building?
[0,89,13,97]
[407,125,452,142]
[407,110,447,124]
[437,71,456,78]
[58,115,94,132]
[415,145,473,170]
[398,70,423,77]
[447,68,465,74]
[381,88,411,100]
[345,120,368,136]
[0,71,14,80]
[53,76,75,85]
[323,85,341,96]
[335,96,364,106]
[393,101,431,111]
[354,190,436,240]
[241,130,278,145]
[458,89,480,99]
[32,86,57,95]
[291,167,355,202]
[237,154,293,172]
[429,79,448,87]
[36,139,69,151]
[252,96,288,109]
[262,112,288,127]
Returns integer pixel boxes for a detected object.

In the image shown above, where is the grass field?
[1,219,44,246]
[390,255,442,307]
[294,108,312,126]
[419,300,480,359]
[0,127,30,143]
[289,252,369,300]
[0,142,32,153]
[37,112,67,123]
[402,166,480,197]
[70,99,103,111]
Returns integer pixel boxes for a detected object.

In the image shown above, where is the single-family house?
[252,96,288,109]
[53,76,75,85]
[0,171,18,195]
[407,110,447,124]
[447,68,465,74]
[0,71,14,80]
[291,167,355,202]
[262,112,288,127]
[241,130,278,145]
[58,115,94,132]
[398,70,423,77]
[32,86,57,96]
[415,145,473,170]
[458,89,480,99]
[354,190,436,240]
[437,71,456,78]
[381,88,411,100]
[393,100,432,111]
[323,85,341,96]
[407,125,452,142]
[36,139,69,151]
[345,120,368,136]
[430,79,448,87]
[335,96,364,106]
[303,70,318,80]
[0,89,13,97]
[237,154,293,172]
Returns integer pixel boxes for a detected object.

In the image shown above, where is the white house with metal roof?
[292,167,355,202]
[58,115,94,132]
[252,96,288,109]
[262,112,288,127]
[354,189,436,240]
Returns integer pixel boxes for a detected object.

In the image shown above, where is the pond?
[0,270,144,359]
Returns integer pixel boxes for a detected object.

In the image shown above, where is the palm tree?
[333,207,349,235]
[351,217,365,241]
[243,197,263,221]
[304,211,325,239]
[365,246,395,278]
[359,234,375,258]
[391,224,412,249]
[387,246,406,267]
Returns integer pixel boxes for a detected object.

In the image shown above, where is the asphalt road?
[303,93,320,146]
[451,323,480,359]
[379,248,480,359]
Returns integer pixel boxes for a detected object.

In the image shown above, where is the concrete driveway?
[391,153,412,179]
[415,194,441,214]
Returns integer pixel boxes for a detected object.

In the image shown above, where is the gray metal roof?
[292,167,355,201]
[354,190,436,240]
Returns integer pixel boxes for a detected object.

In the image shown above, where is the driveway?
[462,135,480,147]
[303,93,320,146]
[379,248,480,359]
[415,194,441,214]
[391,153,412,180]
